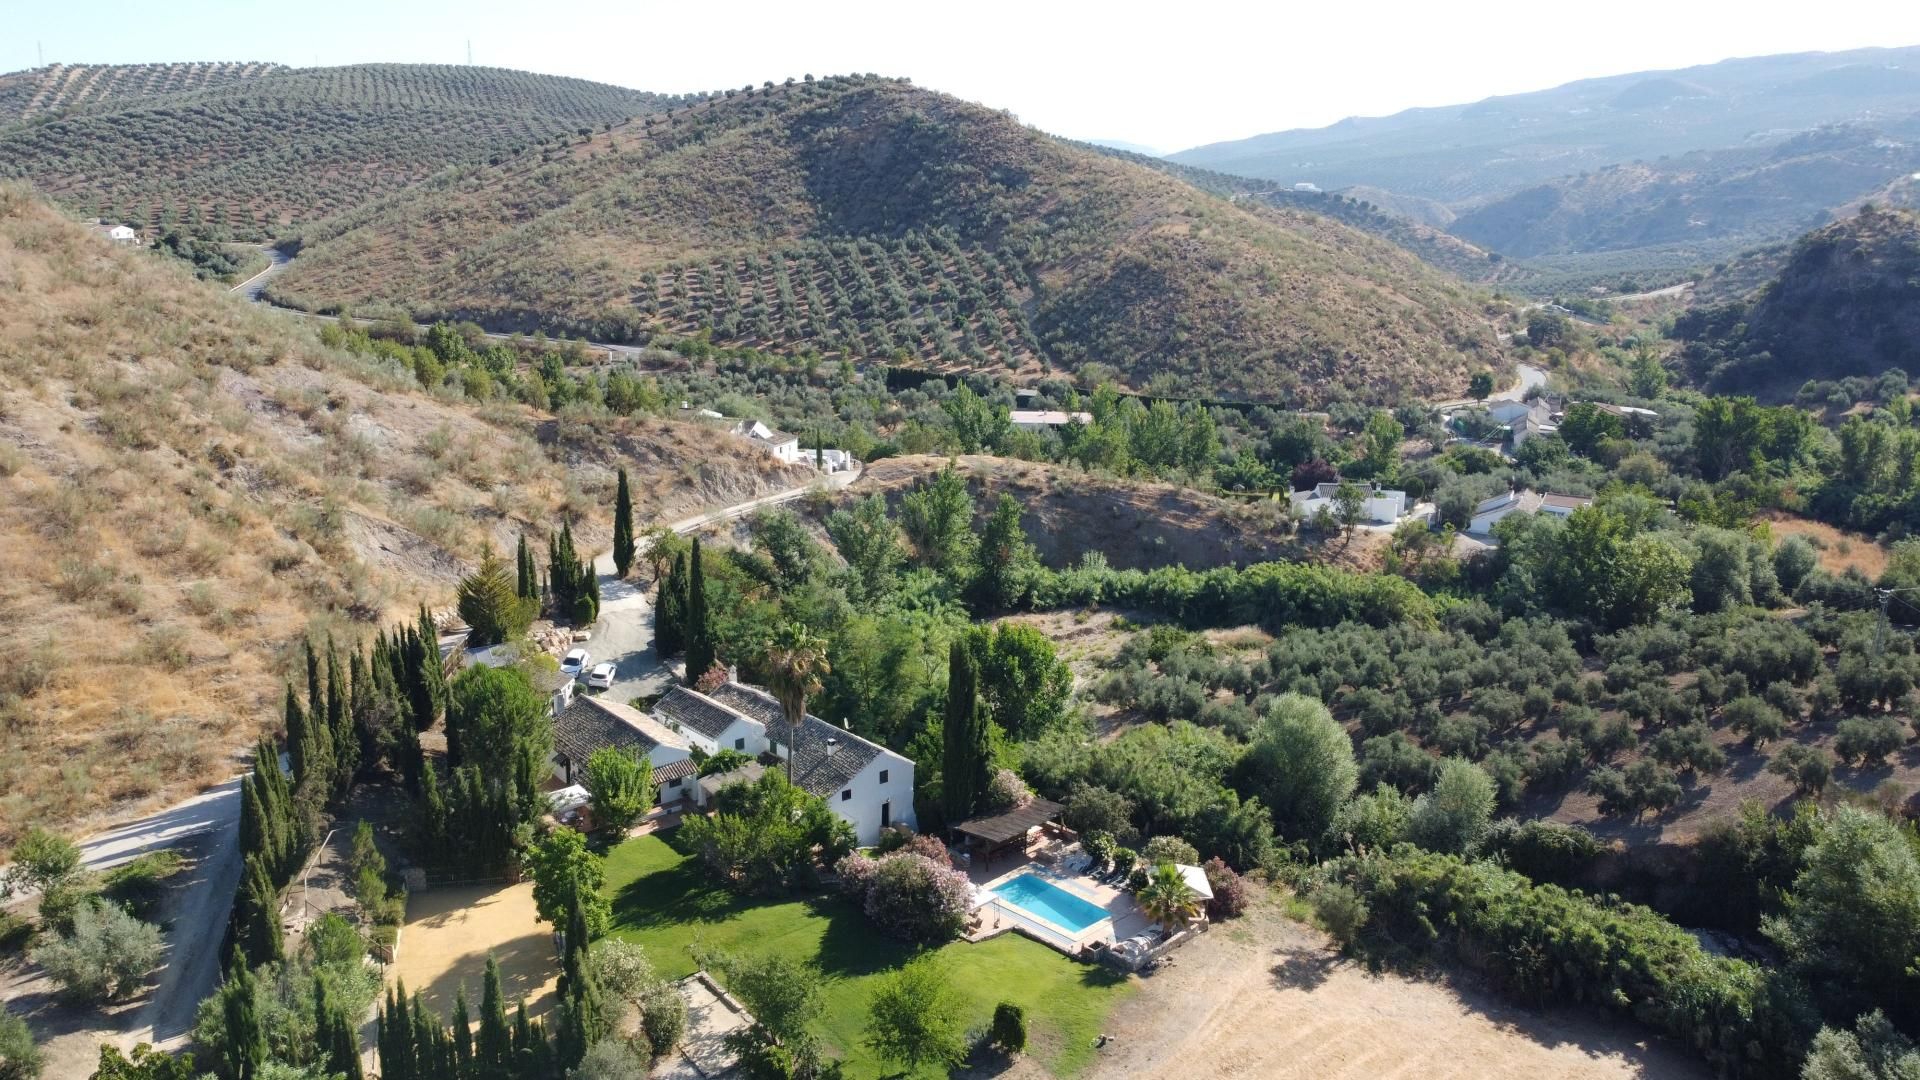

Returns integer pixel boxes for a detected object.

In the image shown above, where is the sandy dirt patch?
[1024,899,1707,1080]
[1762,512,1890,580]
[391,882,557,1023]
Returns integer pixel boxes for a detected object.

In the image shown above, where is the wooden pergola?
[950,798,1065,870]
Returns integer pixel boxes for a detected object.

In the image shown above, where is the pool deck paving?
[966,844,1151,952]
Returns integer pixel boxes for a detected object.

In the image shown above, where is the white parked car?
[561,648,591,678]
[586,662,617,690]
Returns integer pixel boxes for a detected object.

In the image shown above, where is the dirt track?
[1052,900,1705,1080]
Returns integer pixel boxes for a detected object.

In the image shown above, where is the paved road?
[584,469,862,705]
[1431,362,1547,412]
[227,245,291,300]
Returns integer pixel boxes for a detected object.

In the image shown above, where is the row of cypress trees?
[377,955,556,1080]
[653,537,715,680]
[547,522,601,626]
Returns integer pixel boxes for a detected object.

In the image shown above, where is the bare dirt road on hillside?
[986,898,1706,1080]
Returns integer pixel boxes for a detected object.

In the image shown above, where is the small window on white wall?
[879,769,889,784]
[841,789,852,802]
[734,737,745,750]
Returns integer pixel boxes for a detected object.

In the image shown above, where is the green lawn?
[601,834,1134,1078]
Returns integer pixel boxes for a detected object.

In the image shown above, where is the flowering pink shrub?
[1202,857,1248,919]
[836,850,969,943]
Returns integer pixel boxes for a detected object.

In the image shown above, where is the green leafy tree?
[0,826,81,899]
[989,1002,1027,1055]
[1626,341,1668,399]
[1244,694,1357,844]
[1768,806,1920,1010]
[941,383,1010,453]
[31,902,162,1004]
[1408,759,1497,854]
[0,1011,41,1080]
[977,623,1073,739]
[863,954,967,1072]
[523,828,610,939]
[584,747,654,833]
[899,464,975,573]
[1802,1010,1920,1080]
[968,494,1038,611]
[88,1044,197,1080]
[825,494,903,601]
[1468,371,1495,400]
[612,468,636,579]
[1333,480,1365,538]
[444,665,552,811]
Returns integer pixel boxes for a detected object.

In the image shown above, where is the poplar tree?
[684,538,714,682]
[613,467,636,578]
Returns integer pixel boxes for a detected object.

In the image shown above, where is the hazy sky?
[11,0,1920,151]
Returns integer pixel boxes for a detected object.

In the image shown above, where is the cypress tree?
[943,634,986,822]
[477,953,512,1073]
[451,984,474,1070]
[304,638,323,727]
[236,854,283,964]
[239,774,270,867]
[656,552,686,656]
[284,684,310,791]
[515,534,535,601]
[420,762,449,852]
[684,538,713,682]
[408,992,438,1080]
[326,638,355,793]
[217,949,266,1080]
[382,984,416,1080]
[613,467,636,578]
[418,606,448,719]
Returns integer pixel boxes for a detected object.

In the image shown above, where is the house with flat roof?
[1289,481,1409,525]
[1009,409,1093,432]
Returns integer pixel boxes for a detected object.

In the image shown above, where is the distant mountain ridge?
[268,75,1497,404]
[1172,46,1920,203]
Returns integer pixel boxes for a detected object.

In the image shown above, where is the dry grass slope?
[0,187,810,849]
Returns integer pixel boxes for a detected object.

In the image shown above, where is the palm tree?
[1136,863,1201,932]
[762,622,830,783]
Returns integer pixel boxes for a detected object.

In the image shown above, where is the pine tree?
[613,467,636,578]
[684,538,714,682]
[477,954,512,1074]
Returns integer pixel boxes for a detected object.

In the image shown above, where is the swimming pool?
[991,872,1109,934]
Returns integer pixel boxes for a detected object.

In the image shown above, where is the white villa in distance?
[1469,488,1595,535]
[552,674,916,844]
[1009,409,1093,432]
[105,224,138,245]
[730,419,801,464]
[1290,481,1410,525]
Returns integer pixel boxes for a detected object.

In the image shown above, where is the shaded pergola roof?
[951,798,1065,846]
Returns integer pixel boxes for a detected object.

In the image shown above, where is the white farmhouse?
[1289,481,1408,524]
[1469,489,1594,535]
[106,224,138,245]
[730,419,801,464]
[1009,409,1093,432]
[551,696,699,807]
[649,679,913,844]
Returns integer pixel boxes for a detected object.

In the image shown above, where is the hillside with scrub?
[266,75,1498,405]
[0,61,287,122]
[0,62,673,236]
[0,187,810,848]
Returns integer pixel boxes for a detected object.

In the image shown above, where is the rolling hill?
[1673,205,1920,392]
[0,185,809,847]
[1448,119,1920,261]
[1172,46,1920,203]
[0,61,287,121]
[267,75,1498,405]
[0,62,674,236]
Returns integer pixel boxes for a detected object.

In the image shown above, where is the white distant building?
[1469,488,1594,535]
[105,224,138,245]
[730,419,800,464]
[1293,182,1321,193]
[1009,409,1093,432]
[799,447,854,474]
[1290,481,1408,524]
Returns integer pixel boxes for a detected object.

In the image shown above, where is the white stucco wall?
[823,752,916,846]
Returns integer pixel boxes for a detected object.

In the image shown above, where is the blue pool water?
[992,872,1109,933]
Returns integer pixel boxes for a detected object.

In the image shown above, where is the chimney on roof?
[842,718,850,730]
[726,663,738,684]
[825,737,838,759]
